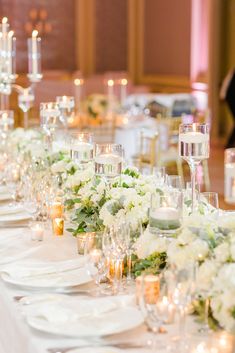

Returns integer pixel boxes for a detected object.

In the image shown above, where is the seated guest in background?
[220,68,235,148]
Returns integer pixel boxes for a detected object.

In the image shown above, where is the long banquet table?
[0,225,221,353]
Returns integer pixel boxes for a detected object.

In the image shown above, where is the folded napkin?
[0,245,43,266]
[2,258,87,279]
[23,294,134,324]
[0,211,31,223]
[0,205,24,216]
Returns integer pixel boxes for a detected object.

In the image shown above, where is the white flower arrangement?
[83,94,109,119]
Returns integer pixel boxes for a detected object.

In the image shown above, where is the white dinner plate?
[26,306,143,337]
[1,267,92,291]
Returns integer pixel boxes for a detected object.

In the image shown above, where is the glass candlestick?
[40,102,61,149]
[179,123,210,213]
[27,30,42,83]
[18,87,34,129]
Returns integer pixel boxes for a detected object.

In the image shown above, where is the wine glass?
[84,232,109,295]
[199,191,219,216]
[149,190,183,236]
[179,123,210,213]
[18,87,34,129]
[139,273,174,350]
[94,143,123,180]
[167,175,183,190]
[40,102,63,149]
[167,263,196,349]
[69,132,94,165]
[56,96,75,127]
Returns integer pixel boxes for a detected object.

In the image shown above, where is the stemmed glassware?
[18,87,34,129]
[0,110,14,141]
[139,272,174,350]
[84,232,109,295]
[40,102,63,149]
[179,123,210,213]
[56,96,75,127]
[94,143,123,180]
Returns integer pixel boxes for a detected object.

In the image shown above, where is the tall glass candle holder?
[70,132,93,164]
[18,87,34,128]
[40,102,61,148]
[56,96,75,127]
[27,30,42,83]
[225,148,235,204]
[95,143,123,179]
[179,123,209,213]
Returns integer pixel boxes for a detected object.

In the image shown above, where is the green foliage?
[131,252,167,278]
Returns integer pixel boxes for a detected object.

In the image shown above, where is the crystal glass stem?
[23,110,29,129]
[188,161,198,213]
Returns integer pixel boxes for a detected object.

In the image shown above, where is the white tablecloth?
[0,227,229,353]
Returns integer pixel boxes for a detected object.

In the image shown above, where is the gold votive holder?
[50,201,63,219]
[52,217,64,236]
[136,274,160,305]
[108,257,124,281]
[77,232,95,255]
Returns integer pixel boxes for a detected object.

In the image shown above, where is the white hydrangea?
[135,228,169,259]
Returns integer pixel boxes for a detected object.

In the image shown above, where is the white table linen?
[0,227,225,353]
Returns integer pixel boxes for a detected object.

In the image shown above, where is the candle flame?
[32,30,38,38]
[107,79,114,87]
[2,17,8,24]
[121,78,127,85]
[74,78,84,86]
[8,30,14,38]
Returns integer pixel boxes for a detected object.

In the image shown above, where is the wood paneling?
[94,0,127,73]
[0,0,76,72]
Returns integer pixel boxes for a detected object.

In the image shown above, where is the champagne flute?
[179,123,210,213]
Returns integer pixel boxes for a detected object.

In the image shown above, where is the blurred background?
[1,0,234,142]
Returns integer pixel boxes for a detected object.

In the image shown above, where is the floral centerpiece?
[83,94,109,122]
[13,131,235,334]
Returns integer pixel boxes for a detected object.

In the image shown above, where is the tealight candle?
[52,217,64,236]
[50,202,63,219]
[31,223,44,241]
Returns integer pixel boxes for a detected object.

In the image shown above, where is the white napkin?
[23,295,134,324]
[0,245,43,266]
[0,205,24,216]
[0,211,31,223]
[2,258,87,278]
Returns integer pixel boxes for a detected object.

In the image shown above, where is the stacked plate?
[0,204,31,227]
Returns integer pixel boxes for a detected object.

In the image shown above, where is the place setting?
[0,6,235,353]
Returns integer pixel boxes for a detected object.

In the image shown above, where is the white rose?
[196,260,218,292]
[214,242,230,263]
[51,160,67,174]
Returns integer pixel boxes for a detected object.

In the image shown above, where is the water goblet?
[84,232,109,295]
[167,175,183,190]
[179,123,210,213]
[198,191,219,219]
[139,273,174,350]
[56,96,75,127]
